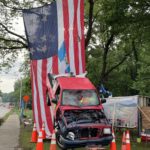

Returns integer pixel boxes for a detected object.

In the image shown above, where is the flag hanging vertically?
[23,0,85,138]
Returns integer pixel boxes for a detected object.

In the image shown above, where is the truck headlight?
[103,128,111,134]
[66,132,75,140]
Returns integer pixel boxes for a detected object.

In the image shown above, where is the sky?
[0,53,24,93]
[0,18,25,93]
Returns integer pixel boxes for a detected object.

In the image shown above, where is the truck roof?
[56,77,96,90]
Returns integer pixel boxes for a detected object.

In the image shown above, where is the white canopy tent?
[103,95,138,128]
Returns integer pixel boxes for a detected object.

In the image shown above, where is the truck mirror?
[46,93,51,106]
[52,98,57,104]
[47,99,51,106]
[101,98,106,104]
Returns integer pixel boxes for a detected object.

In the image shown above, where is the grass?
[105,130,150,150]
[18,109,150,150]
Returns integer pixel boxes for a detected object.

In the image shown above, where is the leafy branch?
[0,37,27,48]
[100,33,115,83]
[105,51,132,77]
[0,22,27,42]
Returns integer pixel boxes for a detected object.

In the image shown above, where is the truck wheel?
[56,131,67,150]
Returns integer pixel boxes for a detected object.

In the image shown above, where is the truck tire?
[56,131,67,150]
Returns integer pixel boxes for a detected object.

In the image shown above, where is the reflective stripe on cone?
[36,130,44,150]
[110,129,117,150]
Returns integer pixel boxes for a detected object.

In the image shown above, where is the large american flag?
[23,0,85,137]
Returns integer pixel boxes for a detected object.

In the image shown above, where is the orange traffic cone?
[49,130,57,150]
[36,130,44,150]
[42,122,46,139]
[110,129,117,150]
[31,123,38,142]
[121,131,126,150]
[126,130,131,150]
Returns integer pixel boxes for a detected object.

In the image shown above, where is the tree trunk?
[100,34,114,83]
[85,0,94,49]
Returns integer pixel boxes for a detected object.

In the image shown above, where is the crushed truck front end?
[47,75,112,149]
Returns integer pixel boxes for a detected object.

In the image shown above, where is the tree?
[0,0,54,69]
[1,76,32,106]
[2,92,17,103]
[0,0,94,68]
[85,0,150,96]
[0,90,2,97]
[0,0,150,96]
[13,77,32,101]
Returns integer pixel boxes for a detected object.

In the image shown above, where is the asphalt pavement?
[0,105,11,118]
[0,113,21,150]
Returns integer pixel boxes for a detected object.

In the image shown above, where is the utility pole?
[19,78,22,109]
[0,80,2,103]
[19,77,24,123]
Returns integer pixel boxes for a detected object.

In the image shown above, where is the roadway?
[0,103,11,119]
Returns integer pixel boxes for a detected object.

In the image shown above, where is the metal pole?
[0,81,2,103]
[19,77,24,123]
[19,78,22,109]
[112,102,116,129]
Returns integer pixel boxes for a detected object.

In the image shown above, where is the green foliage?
[2,76,32,105]
[0,0,149,97]
[14,77,32,100]
[0,90,2,97]
[86,0,150,96]
[132,49,150,96]
[2,92,17,103]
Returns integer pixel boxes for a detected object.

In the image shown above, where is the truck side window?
[46,90,51,106]
[55,86,60,101]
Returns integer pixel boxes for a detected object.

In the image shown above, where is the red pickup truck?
[47,74,112,149]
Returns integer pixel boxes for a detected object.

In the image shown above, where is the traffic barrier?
[42,122,46,139]
[126,130,131,150]
[31,123,38,142]
[36,130,44,150]
[110,129,117,150]
[49,130,57,150]
[121,131,126,150]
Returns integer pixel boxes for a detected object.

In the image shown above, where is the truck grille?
[78,128,103,139]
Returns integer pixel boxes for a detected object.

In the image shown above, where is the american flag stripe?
[52,56,58,74]
[37,60,50,135]
[31,64,40,131]
[29,0,85,138]
[77,0,82,39]
[31,61,41,132]
[46,58,55,125]
[63,0,70,63]
[34,61,42,129]
[73,0,79,75]
[68,0,76,74]
[79,0,85,74]
[57,0,65,74]
[41,59,53,135]
[47,57,52,73]
[32,59,53,137]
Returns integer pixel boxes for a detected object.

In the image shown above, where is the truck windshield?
[62,90,100,106]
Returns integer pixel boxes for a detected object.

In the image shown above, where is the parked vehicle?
[141,129,150,142]
[47,74,113,149]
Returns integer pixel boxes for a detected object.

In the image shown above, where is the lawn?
[18,109,150,150]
